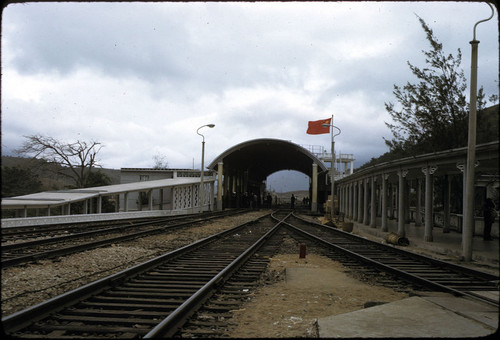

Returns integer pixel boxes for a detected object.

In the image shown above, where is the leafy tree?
[489,94,499,105]
[477,104,500,144]
[1,166,43,197]
[84,169,112,188]
[384,16,487,156]
[15,135,103,188]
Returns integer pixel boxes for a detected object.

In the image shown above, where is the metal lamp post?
[322,121,341,220]
[197,124,215,213]
[463,3,494,261]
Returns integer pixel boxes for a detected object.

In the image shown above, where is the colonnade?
[335,142,499,261]
[337,165,440,241]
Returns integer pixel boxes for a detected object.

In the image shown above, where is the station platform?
[317,293,498,337]
[346,218,499,275]
[317,219,499,338]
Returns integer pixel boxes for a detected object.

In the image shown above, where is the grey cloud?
[5,3,193,81]
[2,1,498,175]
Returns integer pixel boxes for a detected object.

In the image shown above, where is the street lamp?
[463,2,494,261]
[197,124,215,213]
[322,121,341,220]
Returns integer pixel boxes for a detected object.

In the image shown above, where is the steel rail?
[178,230,285,336]
[1,209,244,243]
[279,214,498,307]
[1,210,247,268]
[1,216,166,237]
[292,213,499,281]
[1,212,272,335]
[2,221,159,250]
[144,211,289,338]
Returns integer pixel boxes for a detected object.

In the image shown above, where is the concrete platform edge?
[317,296,498,338]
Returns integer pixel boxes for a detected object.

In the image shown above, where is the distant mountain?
[266,170,309,193]
[271,190,310,203]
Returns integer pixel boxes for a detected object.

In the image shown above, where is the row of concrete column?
[337,165,440,241]
[16,195,112,218]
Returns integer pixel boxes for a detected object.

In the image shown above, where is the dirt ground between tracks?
[227,253,410,338]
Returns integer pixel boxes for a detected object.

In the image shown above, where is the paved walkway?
[317,293,498,338]
[346,217,499,275]
[318,218,499,338]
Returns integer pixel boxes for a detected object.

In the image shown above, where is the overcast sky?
[1,1,498,191]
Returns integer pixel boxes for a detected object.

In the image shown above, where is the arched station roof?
[207,138,328,181]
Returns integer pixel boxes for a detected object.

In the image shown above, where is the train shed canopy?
[207,138,328,180]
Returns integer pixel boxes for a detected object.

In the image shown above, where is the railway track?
[1,210,246,268]
[178,228,286,337]
[2,212,285,338]
[1,210,244,244]
[168,211,498,337]
[283,213,499,306]
[2,210,497,338]
[1,217,170,243]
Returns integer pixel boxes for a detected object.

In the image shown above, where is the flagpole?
[322,115,339,221]
[330,115,335,220]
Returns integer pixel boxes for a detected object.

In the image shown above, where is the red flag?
[307,118,332,135]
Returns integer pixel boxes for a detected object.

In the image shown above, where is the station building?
[118,168,214,212]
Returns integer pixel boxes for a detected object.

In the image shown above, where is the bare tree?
[16,134,103,188]
[152,153,169,169]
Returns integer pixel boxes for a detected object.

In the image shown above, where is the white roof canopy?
[2,176,215,210]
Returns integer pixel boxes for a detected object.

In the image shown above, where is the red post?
[299,243,306,258]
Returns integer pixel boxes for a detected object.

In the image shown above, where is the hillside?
[272,190,310,203]
[1,156,121,195]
